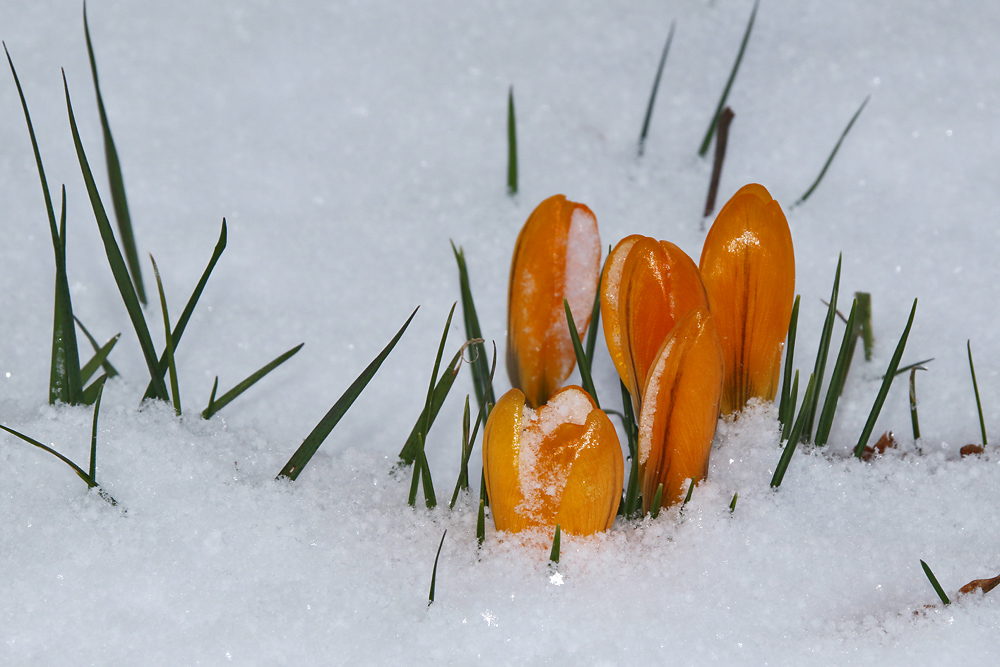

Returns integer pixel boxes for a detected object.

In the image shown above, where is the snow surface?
[2,0,999,663]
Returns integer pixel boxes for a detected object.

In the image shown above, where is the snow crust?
[2,0,1000,663]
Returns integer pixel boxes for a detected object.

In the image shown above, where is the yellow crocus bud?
[507,195,601,409]
[638,307,724,514]
[699,184,795,416]
[483,386,623,536]
[601,235,708,411]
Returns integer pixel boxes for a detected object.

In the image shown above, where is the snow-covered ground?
[2,0,998,663]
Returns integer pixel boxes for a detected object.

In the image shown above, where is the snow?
[2,0,999,663]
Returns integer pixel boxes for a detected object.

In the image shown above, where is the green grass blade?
[144,220,228,401]
[778,295,801,430]
[428,529,447,606]
[409,304,458,507]
[277,307,417,480]
[88,374,107,480]
[682,478,695,505]
[781,370,800,442]
[909,367,922,441]
[968,340,987,446]
[151,255,181,415]
[507,86,517,195]
[697,0,759,157]
[638,21,676,157]
[584,268,602,369]
[399,349,462,464]
[84,3,145,304]
[410,445,437,509]
[795,95,870,206]
[729,492,738,513]
[549,524,561,564]
[1,423,92,487]
[5,48,84,405]
[63,71,169,402]
[79,333,120,385]
[854,299,918,458]
[451,242,495,416]
[75,317,120,378]
[890,358,934,378]
[803,255,842,442]
[201,343,304,420]
[920,559,951,605]
[451,396,485,509]
[814,299,858,447]
[772,373,817,488]
[856,291,874,361]
[621,380,642,518]
[564,298,599,408]
[649,483,665,519]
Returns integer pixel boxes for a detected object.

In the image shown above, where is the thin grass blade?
[151,255,181,415]
[921,559,951,605]
[778,295,801,429]
[968,340,987,446]
[890,359,934,378]
[814,299,858,447]
[909,367,923,441]
[84,3,145,304]
[1,423,92,487]
[64,72,169,401]
[682,478,695,505]
[79,334,120,386]
[781,370,800,442]
[278,307,417,480]
[88,374,107,480]
[649,483,665,519]
[803,255,842,442]
[584,267,602,368]
[477,495,486,548]
[399,348,463,464]
[564,298,599,408]
[5,49,84,405]
[856,291,874,361]
[772,372,817,488]
[620,380,642,518]
[795,95,870,205]
[428,529,447,606]
[697,0,759,157]
[638,21,676,157]
[854,299,918,458]
[729,492,738,513]
[549,524,561,564]
[143,220,228,400]
[75,317,120,378]
[451,242,495,416]
[507,86,517,195]
[201,343,304,420]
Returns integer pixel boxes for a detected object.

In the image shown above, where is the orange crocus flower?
[601,235,708,410]
[483,386,623,535]
[699,184,795,416]
[507,195,601,408]
[638,307,723,513]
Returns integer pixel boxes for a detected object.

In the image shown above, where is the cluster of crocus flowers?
[484,184,794,533]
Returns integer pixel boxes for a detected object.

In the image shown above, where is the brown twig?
[703,106,734,220]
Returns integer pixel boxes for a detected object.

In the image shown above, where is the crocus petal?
[507,195,601,409]
[601,235,708,410]
[699,183,795,416]
[483,386,623,536]
[638,308,723,514]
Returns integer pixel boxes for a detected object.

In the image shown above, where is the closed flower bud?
[507,195,601,409]
[639,308,724,513]
[699,184,795,416]
[483,386,623,536]
[601,235,708,410]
